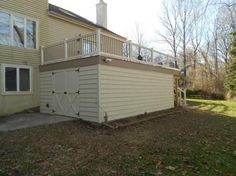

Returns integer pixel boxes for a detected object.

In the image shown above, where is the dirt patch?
[0,108,236,175]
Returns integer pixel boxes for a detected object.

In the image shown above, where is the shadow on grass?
[187,99,231,117]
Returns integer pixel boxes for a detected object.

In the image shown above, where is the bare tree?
[190,12,204,70]
[159,0,233,94]
[131,22,147,60]
[133,22,145,47]
[160,0,211,86]
[212,21,219,73]
[159,0,180,68]
[215,3,236,65]
[198,0,236,74]
[178,0,211,84]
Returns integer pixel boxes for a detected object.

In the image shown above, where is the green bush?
[225,32,236,98]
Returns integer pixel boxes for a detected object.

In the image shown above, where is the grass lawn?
[1,107,236,175]
[188,99,236,117]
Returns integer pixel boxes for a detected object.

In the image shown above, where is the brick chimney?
[96,0,107,28]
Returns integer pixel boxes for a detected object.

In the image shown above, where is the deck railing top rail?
[41,29,177,69]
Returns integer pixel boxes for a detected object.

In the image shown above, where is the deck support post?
[128,40,132,60]
[64,38,68,61]
[184,88,187,105]
[40,46,44,65]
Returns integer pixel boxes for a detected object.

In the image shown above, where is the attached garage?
[40,56,180,123]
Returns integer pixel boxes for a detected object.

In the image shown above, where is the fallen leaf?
[182,171,187,175]
[157,160,162,166]
[165,166,176,171]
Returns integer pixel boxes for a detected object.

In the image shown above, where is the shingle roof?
[48,4,125,39]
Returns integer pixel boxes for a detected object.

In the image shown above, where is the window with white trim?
[0,11,37,49]
[1,64,32,94]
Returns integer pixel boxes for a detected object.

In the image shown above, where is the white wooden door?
[52,68,80,118]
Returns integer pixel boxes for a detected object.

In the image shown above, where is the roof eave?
[48,11,96,31]
[48,8,126,40]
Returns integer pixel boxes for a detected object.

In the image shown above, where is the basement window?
[1,64,32,95]
[0,10,38,49]
[19,68,30,91]
[5,67,17,91]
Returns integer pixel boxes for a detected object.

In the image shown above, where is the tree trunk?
[183,22,187,88]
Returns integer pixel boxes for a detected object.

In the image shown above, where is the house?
[0,0,183,122]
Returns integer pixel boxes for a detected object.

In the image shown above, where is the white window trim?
[1,64,33,96]
[0,8,39,50]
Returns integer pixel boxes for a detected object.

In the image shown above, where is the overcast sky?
[49,0,166,51]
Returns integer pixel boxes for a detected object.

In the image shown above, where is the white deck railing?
[41,29,176,68]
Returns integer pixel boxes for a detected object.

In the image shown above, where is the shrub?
[187,89,225,100]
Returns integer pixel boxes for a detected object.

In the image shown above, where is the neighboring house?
[0,0,183,122]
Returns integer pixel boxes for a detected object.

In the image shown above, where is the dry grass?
[0,109,236,175]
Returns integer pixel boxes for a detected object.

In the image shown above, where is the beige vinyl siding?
[47,16,94,45]
[40,72,53,114]
[40,65,99,122]
[0,53,40,116]
[99,65,174,122]
[0,45,40,65]
[0,65,40,116]
[0,0,48,116]
[79,65,99,122]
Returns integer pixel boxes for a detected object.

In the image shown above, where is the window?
[0,10,38,49]
[19,68,30,91]
[0,12,11,45]
[1,64,32,94]
[13,16,25,47]
[5,67,17,91]
[26,20,36,48]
